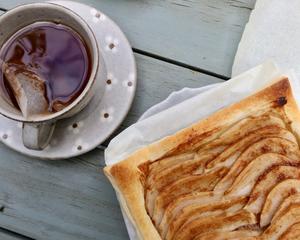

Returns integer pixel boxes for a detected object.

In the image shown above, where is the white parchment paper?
[232,0,300,78]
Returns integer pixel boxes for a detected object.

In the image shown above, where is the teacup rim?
[0,2,100,123]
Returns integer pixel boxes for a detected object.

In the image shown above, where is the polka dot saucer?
[0,1,137,159]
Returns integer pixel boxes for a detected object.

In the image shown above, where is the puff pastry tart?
[105,77,300,240]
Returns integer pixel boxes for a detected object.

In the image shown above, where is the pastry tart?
[105,77,300,240]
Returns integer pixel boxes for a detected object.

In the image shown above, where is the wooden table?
[0,1,255,239]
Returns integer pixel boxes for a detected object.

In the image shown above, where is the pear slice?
[159,191,223,237]
[146,153,214,216]
[152,167,227,226]
[169,114,285,155]
[226,153,298,197]
[261,203,300,240]
[260,179,300,228]
[148,147,225,178]
[206,128,297,170]
[279,222,300,240]
[146,152,197,216]
[164,196,248,240]
[245,166,300,214]
[203,114,285,149]
[174,209,256,240]
[149,152,196,178]
[215,137,299,193]
[271,193,300,224]
[147,151,218,192]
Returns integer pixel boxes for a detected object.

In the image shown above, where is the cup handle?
[22,122,56,150]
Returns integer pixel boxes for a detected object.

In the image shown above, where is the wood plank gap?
[0,226,35,240]
[0,7,7,11]
[133,48,230,80]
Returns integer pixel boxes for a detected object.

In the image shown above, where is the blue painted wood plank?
[0,144,127,240]
[0,0,255,77]
[0,232,24,240]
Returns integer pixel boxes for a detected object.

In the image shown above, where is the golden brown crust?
[104,77,300,239]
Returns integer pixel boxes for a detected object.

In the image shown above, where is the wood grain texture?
[0,0,255,77]
[0,143,127,240]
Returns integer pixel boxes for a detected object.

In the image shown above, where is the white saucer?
[0,1,136,159]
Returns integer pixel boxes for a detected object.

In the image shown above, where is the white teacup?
[0,3,106,150]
